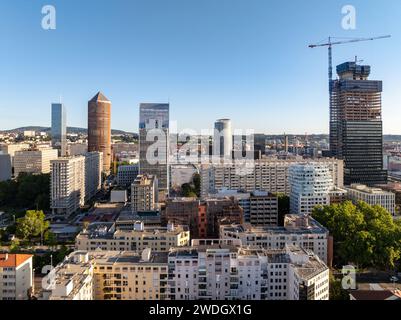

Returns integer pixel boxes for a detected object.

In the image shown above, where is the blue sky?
[0,0,400,134]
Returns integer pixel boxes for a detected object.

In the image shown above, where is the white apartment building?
[346,184,396,216]
[50,156,85,217]
[289,163,333,215]
[75,222,190,252]
[14,147,58,176]
[41,252,94,300]
[131,174,158,213]
[0,254,33,300]
[84,152,103,202]
[168,244,329,300]
[117,164,139,187]
[220,214,329,263]
[200,157,343,198]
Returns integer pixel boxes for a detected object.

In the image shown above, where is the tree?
[312,201,401,270]
[276,193,290,226]
[193,173,201,197]
[329,273,349,300]
[16,210,50,243]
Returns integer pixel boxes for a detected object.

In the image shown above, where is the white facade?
[84,152,103,202]
[201,158,343,198]
[168,244,329,300]
[14,148,58,176]
[220,214,329,263]
[346,184,396,216]
[0,254,33,300]
[50,156,85,217]
[289,163,333,215]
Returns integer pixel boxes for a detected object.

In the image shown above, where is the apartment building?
[200,157,343,198]
[220,214,329,263]
[0,143,30,166]
[168,244,329,300]
[84,151,103,202]
[42,252,93,300]
[14,147,58,176]
[289,163,333,215]
[50,156,85,217]
[346,184,396,216]
[75,222,190,252]
[131,174,158,213]
[93,249,168,300]
[0,254,33,300]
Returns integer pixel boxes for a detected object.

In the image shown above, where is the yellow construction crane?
[309,35,391,87]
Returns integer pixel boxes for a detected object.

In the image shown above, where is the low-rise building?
[346,184,396,216]
[75,222,190,252]
[14,147,58,176]
[220,214,329,263]
[0,153,12,181]
[0,254,33,300]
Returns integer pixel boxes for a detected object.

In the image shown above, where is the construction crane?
[309,35,391,87]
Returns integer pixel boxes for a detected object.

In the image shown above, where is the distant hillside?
[0,126,135,135]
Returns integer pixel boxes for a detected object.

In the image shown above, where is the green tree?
[312,201,401,269]
[193,173,201,197]
[16,210,50,243]
[276,193,290,226]
[329,273,349,300]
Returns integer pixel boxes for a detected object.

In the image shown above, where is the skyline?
[1,0,401,134]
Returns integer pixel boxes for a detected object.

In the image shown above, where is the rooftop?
[0,254,32,267]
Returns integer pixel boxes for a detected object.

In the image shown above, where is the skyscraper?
[88,92,111,174]
[51,103,67,156]
[139,103,169,197]
[213,119,233,158]
[330,62,387,185]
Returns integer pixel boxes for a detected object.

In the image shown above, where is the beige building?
[0,143,30,165]
[131,174,158,213]
[346,184,396,216]
[50,156,85,217]
[0,254,33,300]
[75,222,190,252]
[14,147,58,176]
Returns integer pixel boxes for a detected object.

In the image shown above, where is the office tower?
[249,191,278,226]
[88,92,111,174]
[84,152,103,202]
[131,174,158,213]
[346,184,395,216]
[289,163,333,215]
[0,153,12,181]
[213,119,233,158]
[51,103,67,156]
[117,164,139,187]
[0,254,33,300]
[50,156,85,217]
[330,62,387,185]
[14,147,58,177]
[139,103,169,196]
[200,157,344,198]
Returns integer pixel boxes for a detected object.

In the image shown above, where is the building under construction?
[330,62,387,185]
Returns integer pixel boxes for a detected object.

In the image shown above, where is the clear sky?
[0,0,400,134]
